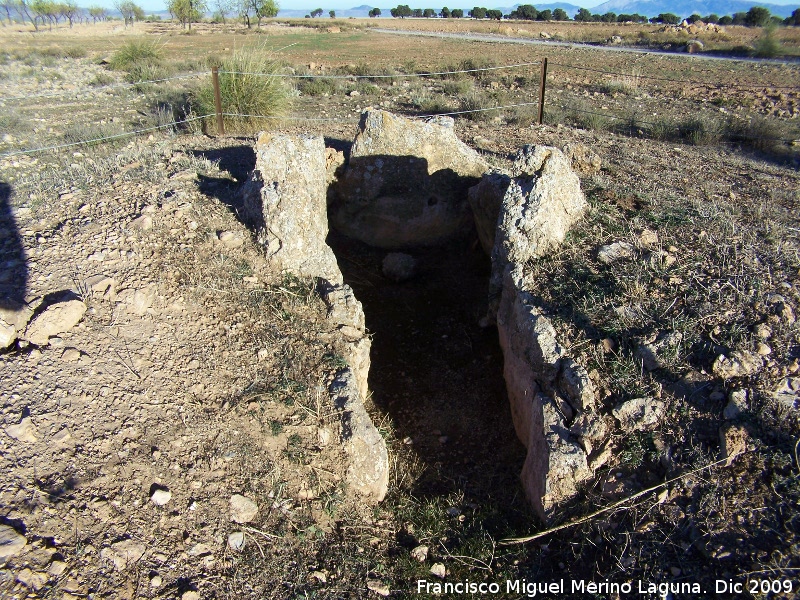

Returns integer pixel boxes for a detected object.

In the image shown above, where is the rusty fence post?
[212,66,225,136]
[538,57,548,126]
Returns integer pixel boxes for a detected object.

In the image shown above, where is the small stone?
[23,298,86,346]
[754,323,772,340]
[597,241,635,264]
[49,560,68,576]
[230,494,259,523]
[366,579,390,596]
[382,253,417,282]
[16,568,47,591]
[5,416,37,443]
[638,229,659,249]
[61,348,82,362]
[151,488,172,506]
[670,567,681,576]
[309,571,327,583]
[182,592,200,600]
[612,397,666,432]
[349,90,361,97]
[131,214,153,230]
[719,423,749,466]
[0,524,27,559]
[723,389,749,420]
[217,230,244,249]
[712,351,764,379]
[228,531,245,551]
[756,343,771,356]
[601,338,615,353]
[410,545,429,562]
[0,322,16,349]
[150,574,163,588]
[100,539,146,571]
[430,563,446,579]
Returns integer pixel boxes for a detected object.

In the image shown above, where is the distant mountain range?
[278,1,798,20]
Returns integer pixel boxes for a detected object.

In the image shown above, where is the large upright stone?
[240,133,342,284]
[331,110,488,249]
[329,369,389,501]
[486,145,587,310]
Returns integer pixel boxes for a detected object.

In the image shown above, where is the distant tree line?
[384,3,800,26]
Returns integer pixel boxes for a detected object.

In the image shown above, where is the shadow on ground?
[0,181,27,311]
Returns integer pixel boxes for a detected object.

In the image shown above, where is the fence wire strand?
[0,72,206,103]
[219,61,541,80]
[0,114,212,159]
[549,61,800,92]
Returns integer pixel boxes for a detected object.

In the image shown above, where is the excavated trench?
[327,230,527,501]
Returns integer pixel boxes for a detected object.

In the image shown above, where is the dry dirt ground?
[1,20,800,600]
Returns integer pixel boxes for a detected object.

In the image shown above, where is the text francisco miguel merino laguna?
[416,578,704,597]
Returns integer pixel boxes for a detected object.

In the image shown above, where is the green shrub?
[194,45,293,134]
[676,115,723,145]
[441,79,473,96]
[297,77,337,96]
[109,39,164,71]
[89,72,115,87]
[63,47,88,59]
[753,26,782,58]
[458,91,495,121]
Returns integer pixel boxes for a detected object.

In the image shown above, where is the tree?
[114,0,144,26]
[704,13,719,23]
[687,13,701,23]
[412,7,421,16]
[786,8,800,26]
[486,8,501,19]
[538,8,551,20]
[650,13,678,25]
[468,6,485,18]
[552,7,568,21]
[599,11,615,22]
[59,0,79,26]
[745,6,770,27]
[88,5,107,22]
[368,6,380,16]
[421,7,433,17]
[450,7,462,17]
[508,4,536,20]
[1,0,19,24]
[168,0,207,29]
[574,7,591,22]
[439,5,448,17]
[310,7,322,17]
[719,15,732,25]
[329,9,334,17]
[240,0,277,27]
[731,12,746,25]
[390,4,411,18]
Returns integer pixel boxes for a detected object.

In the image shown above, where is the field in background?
[1,18,799,600]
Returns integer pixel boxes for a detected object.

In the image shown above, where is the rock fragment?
[597,241,635,264]
[712,351,764,379]
[100,539,146,571]
[230,494,259,523]
[227,531,245,551]
[0,524,27,559]
[723,389,749,420]
[23,297,86,345]
[719,423,749,466]
[562,143,601,176]
[382,253,417,282]
[410,545,429,562]
[612,397,666,431]
[366,580,391,596]
[150,488,172,506]
[5,416,37,443]
[429,563,446,579]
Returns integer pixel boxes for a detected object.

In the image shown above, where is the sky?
[98,0,800,15]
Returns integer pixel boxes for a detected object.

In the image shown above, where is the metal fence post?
[538,57,548,126]
[212,66,225,136]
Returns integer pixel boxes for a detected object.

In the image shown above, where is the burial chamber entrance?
[326,230,527,501]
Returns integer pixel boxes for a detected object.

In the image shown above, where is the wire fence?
[0,56,796,160]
